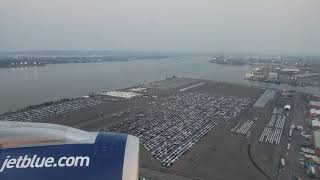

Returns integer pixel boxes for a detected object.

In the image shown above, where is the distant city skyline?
[1,0,320,56]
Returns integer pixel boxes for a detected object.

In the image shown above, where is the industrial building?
[310,101,320,116]
[310,101,320,109]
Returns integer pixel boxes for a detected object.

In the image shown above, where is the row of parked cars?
[161,121,217,167]
[156,92,252,122]
[0,98,103,122]
[103,92,251,167]
[259,107,288,145]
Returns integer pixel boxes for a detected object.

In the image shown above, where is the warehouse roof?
[253,89,276,108]
[284,105,291,110]
[281,68,300,72]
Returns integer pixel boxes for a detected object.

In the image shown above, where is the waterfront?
[0,56,319,114]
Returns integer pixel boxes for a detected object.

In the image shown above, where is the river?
[0,56,319,114]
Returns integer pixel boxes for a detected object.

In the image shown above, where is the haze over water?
[0,56,240,113]
[0,56,319,114]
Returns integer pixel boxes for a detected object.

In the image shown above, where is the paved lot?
[2,78,310,180]
[278,93,312,180]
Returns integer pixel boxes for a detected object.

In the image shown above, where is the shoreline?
[1,76,320,116]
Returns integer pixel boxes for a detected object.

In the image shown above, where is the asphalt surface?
[6,78,312,180]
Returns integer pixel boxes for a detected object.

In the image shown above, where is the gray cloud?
[1,0,320,55]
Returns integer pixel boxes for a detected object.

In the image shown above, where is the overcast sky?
[1,0,319,55]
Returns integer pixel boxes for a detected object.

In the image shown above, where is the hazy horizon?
[1,50,319,58]
[1,0,320,55]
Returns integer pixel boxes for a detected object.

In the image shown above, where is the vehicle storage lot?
[4,78,303,180]
[0,98,103,122]
[102,91,252,167]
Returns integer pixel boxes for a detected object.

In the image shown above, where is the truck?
[281,158,286,170]
[289,129,293,137]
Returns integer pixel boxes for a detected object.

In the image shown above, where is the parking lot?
[0,97,103,122]
[102,91,252,167]
[258,108,288,145]
[0,78,271,180]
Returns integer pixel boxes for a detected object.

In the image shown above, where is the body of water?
[0,56,319,114]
